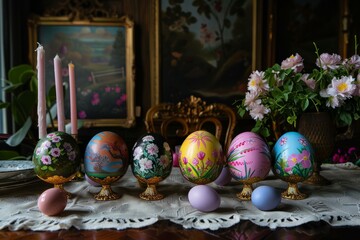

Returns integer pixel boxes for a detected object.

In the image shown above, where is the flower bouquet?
[236,40,360,144]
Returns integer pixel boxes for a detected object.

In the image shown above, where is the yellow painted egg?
[179,130,224,184]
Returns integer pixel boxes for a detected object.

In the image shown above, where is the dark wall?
[4,0,360,150]
[3,0,153,150]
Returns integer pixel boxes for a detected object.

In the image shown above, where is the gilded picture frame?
[149,0,261,106]
[28,15,136,128]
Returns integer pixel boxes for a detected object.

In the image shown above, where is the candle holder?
[32,131,81,198]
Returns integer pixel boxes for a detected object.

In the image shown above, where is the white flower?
[301,74,316,90]
[133,146,143,160]
[247,70,269,93]
[326,95,341,108]
[316,53,342,70]
[142,136,155,142]
[244,91,259,108]
[281,53,304,73]
[248,101,271,120]
[147,143,159,156]
[353,73,360,96]
[327,76,356,99]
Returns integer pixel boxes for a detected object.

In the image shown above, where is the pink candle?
[36,44,47,138]
[54,55,65,132]
[68,62,77,135]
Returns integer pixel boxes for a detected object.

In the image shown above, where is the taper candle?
[68,62,77,135]
[36,43,47,139]
[54,54,65,132]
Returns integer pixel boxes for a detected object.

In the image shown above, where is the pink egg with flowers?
[227,132,271,181]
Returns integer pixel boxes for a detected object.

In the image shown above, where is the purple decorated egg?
[227,133,271,181]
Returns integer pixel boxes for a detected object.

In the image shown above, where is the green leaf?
[301,99,309,111]
[19,69,36,85]
[17,90,37,117]
[8,64,33,85]
[0,101,10,109]
[5,117,32,147]
[0,150,20,159]
[30,75,38,93]
[47,85,57,105]
[339,112,352,126]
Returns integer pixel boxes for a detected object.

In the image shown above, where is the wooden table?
[1,220,360,240]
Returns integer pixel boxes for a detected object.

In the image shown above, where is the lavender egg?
[188,185,220,212]
[214,166,232,186]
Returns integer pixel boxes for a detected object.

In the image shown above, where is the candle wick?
[36,42,43,51]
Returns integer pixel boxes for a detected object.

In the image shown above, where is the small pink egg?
[38,188,67,216]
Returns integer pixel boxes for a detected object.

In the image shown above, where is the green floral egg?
[32,131,81,180]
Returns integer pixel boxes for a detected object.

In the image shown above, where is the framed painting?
[149,0,261,106]
[28,15,135,128]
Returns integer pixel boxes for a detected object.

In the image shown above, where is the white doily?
[0,164,359,231]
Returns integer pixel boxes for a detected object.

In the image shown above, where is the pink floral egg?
[227,133,271,181]
[230,131,265,146]
[272,131,314,180]
[179,131,224,184]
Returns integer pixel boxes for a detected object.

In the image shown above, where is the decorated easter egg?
[251,186,281,211]
[230,131,266,146]
[227,133,271,182]
[84,131,129,183]
[188,185,220,212]
[272,131,314,181]
[33,131,81,183]
[131,133,173,184]
[179,130,224,184]
[38,188,67,216]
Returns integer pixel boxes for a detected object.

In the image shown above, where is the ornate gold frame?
[149,0,260,106]
[28,15,136,128]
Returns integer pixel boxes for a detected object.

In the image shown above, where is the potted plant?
[0,64,57,159]
[235,40,360,185]
[235,42,360,145]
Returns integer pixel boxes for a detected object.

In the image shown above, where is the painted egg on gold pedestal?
[33,131,81,185]
[272,131,315,200]
[131,133,173,200]
[179,130,224,185]
[226,132,271,200]
[84,131,129,200]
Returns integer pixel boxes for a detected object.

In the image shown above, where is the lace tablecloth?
[1,163,360,231]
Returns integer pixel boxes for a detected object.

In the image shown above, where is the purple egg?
[188,185,220,212]
[214,166,232,186]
